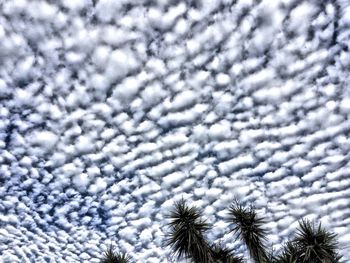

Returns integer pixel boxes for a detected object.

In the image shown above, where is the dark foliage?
[210,243,245,263]
[226,200,268,263]
[165,199,342,263]
[293,219,341,263]
[274,241,300,263]
[273,219,342,263]
[100,245,131,263]
[94,198,343,263]
[165,198,214,263]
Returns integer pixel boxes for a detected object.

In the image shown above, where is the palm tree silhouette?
[100,245,131,263]
[226,200,268,263]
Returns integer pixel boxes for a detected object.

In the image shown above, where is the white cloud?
[209,121,231,140]
[29,130,58,150]
[162,171,186,187]
[105,49,138,82]
[1,0,350,262]
[75,136,95,154]
[215,73,231,86]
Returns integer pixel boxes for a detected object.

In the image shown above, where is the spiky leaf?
[210,243,245,263]
[226,200,268,263]
[100,245,131,263]
[274,241,300,263]
[165,198,213,263]
[294,219,341,263]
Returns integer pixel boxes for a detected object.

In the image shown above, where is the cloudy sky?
[1,0,350,262]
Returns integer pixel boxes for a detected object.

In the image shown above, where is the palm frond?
[294,219,341,263]
[100,245,131,263]
[226,200,268,263]
[165,198,213,263]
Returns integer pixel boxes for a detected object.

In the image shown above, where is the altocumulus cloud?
[1,0,350,262]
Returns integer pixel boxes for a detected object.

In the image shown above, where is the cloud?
[1,0,350,262]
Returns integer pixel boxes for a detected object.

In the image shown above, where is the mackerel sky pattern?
[1,0,350,262]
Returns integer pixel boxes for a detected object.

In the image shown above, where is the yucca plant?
[210,243,245,263]
[293,219,341,263]
[164,199,343,263]
[100,245,131,263]
[274,241,300,263]
[226,200,268,263]
[165,198,214,263]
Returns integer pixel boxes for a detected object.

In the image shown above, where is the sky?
[1,0,350,262]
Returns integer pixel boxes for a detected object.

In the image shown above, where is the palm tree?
[165,198,214,263]
[226,200,268,263]
[100,245,131,263]
[293,219,341,263]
